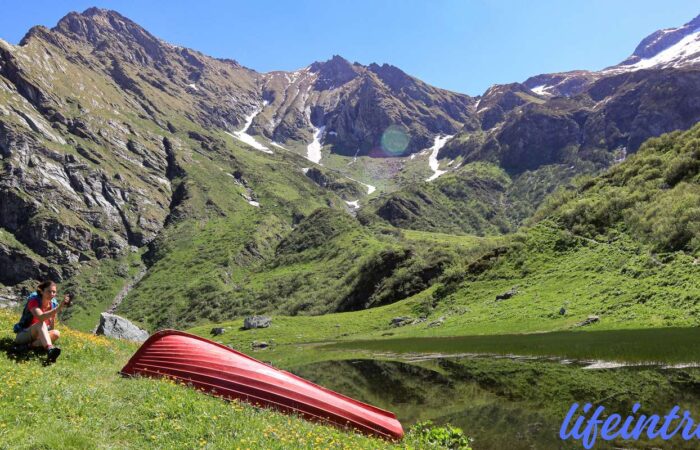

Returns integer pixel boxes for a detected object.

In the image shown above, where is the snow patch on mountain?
[610,28,700,72]
[426,135,454,182]
[228,103,272,154]
[530,85,552,96]
[307,125,325,164]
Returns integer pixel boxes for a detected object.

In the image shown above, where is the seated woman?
[14,280,72,362]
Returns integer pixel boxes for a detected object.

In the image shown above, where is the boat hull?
[120,330,404,440]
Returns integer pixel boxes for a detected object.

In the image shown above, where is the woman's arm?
[30,303,64,322]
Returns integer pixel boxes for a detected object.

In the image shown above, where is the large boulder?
[95,312,149,341]
[0,286,19,309]
[243,315,271,330]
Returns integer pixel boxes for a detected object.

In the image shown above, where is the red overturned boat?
[121,330,404,440]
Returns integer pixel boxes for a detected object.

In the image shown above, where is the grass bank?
[0,309,467,449]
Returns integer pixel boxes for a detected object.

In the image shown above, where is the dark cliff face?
[258,55,476,157]
[446,66,700,176]
[0,9,198,284]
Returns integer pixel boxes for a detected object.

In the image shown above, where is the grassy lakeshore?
[0,309,466,449]
[325,327,700,365]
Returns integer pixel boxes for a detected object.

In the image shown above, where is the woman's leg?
[49,329,60,343]
[14,329,32,345]
[29,322,52,348]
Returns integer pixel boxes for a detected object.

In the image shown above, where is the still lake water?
[288,330,700,449]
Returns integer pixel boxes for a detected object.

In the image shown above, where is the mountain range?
[1,8,699,330]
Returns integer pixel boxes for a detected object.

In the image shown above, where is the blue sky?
[1,1,698,95]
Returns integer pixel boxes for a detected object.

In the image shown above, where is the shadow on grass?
[0,336,52,365]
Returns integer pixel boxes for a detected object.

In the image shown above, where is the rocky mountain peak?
[309,55,360,90]
[48,8,167,64]
[521,13,700,97]
[630,13,700,59]
[367,62,414,92]
[610,13,700,72]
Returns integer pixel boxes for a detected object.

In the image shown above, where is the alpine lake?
[256,327,700,450]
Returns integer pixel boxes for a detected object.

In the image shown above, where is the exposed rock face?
[390,316,413,327]
[522,71,597,97]
[475,83,536,130]
[255,55,476,156]
[303,167,365,200]
[0,241,61,285]
[390,316,425,327]
[243,315,271,330]
[0,287,19,309]
[42,8,261,131]
[95,312,149,341]
[0,14,182,282]
[446,12,700,176]
[310,55,360,90]
[454,68,700,177]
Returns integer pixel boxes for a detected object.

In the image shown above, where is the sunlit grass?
[0,309,441,449]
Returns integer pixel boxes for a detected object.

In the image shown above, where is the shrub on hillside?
[532,123,700,253]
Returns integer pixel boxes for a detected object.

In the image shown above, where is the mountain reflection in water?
[291,357,700,450]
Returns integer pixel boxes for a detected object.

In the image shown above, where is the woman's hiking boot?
[47,346,61,363]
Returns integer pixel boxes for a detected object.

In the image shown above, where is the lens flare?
[380,125,410,155]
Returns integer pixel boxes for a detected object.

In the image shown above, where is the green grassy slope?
[192,124,700,347]
[0,309,462,449]
[59,249,146,331]
[190,223,699,346]
[368,162,513,235]
[119,205,500,331]
[535,123,700,253]
[366,160,593,236]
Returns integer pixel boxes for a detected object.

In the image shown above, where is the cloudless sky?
[1,1,698,95]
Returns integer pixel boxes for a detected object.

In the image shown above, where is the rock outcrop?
[243,315,272,330]
[95,312,149,341]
